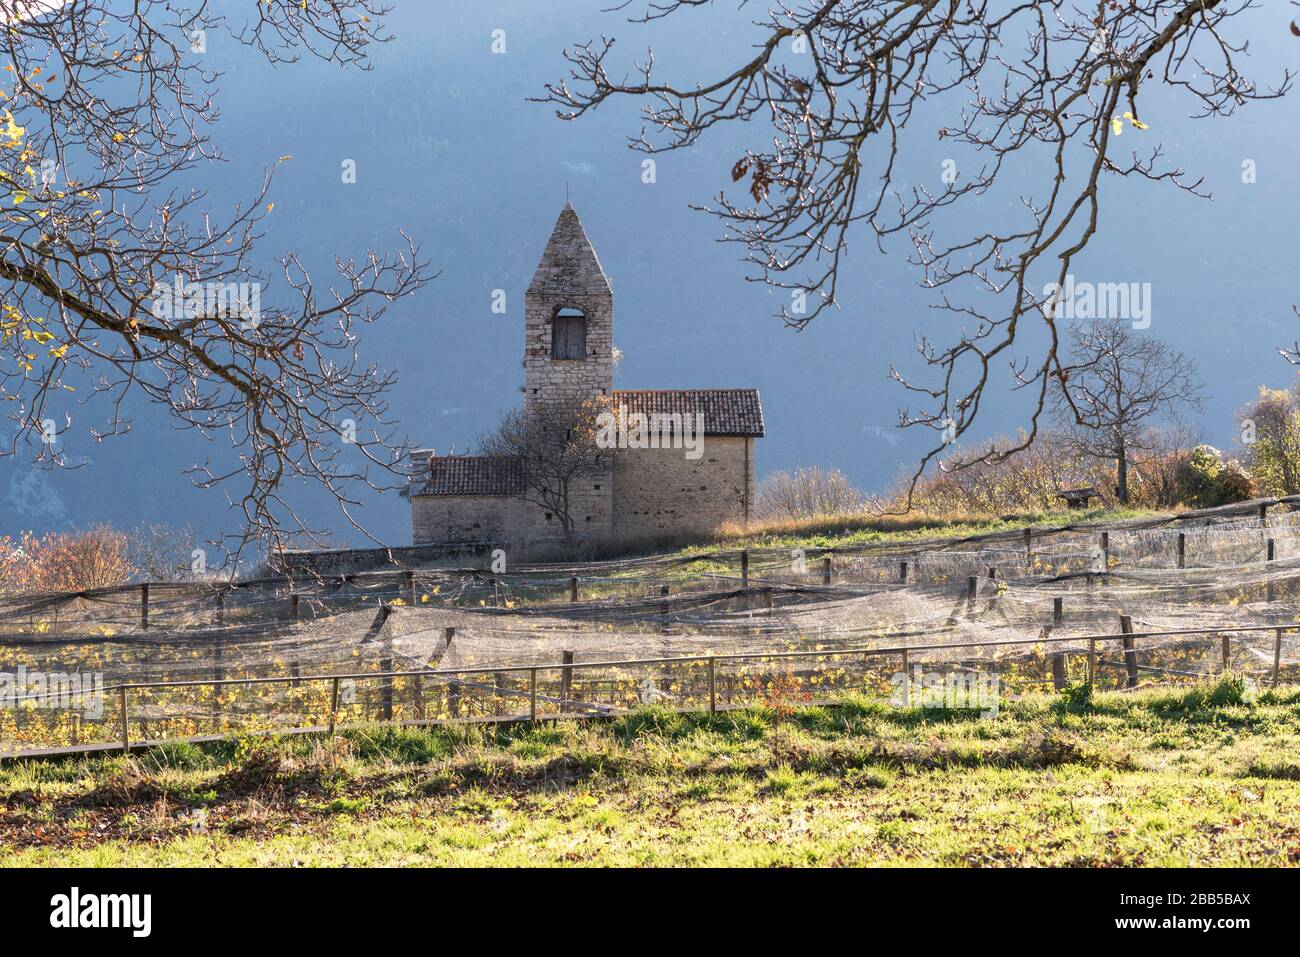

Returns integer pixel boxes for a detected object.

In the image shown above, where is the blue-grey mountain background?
[3,1,1297,551]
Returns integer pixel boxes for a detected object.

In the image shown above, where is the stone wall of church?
[273,541,496,577]
[412,478,615,560]
[611,436,755,541]
[411,495,526,546]
[516,476,614,556]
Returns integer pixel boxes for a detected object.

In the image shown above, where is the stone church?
[409,203,765,557]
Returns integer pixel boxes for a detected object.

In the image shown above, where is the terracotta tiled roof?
[612,389,765,437]
[412,455,524,497]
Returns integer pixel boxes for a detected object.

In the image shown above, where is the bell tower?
[524,203,613,413]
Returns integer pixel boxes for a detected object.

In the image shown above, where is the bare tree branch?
[0,0,431,566]
[538,0,1289,504]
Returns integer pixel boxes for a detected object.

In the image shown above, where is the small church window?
[552,307,587,360]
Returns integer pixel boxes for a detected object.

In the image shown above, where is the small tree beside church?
[479,396,612,547]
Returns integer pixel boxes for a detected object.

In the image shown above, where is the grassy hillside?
[3,677,1299,867]
[708,505,1160,551]
[596,505,1160,571]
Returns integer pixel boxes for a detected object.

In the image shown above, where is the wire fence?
[5,619,1297,760]
[6,495,1300,757]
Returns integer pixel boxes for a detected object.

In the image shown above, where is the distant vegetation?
[757,424,1268,527]
[0,523,199,594]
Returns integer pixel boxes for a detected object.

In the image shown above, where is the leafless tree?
[1126,423,1202,505]
[126,521,199,582]
[756,466,865,519]
[1052,319,1202,503]
[539,0,1290,500]
[478,397,611,547]
[0,0,429,564]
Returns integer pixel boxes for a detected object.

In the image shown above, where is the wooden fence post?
[822,556,832,585]
[740,550,750,589]
[214,636,224,723]
[1088,638,1097,686]
[328,677,340,738]
[899,560,908,584]
[1100,531,1110,571]
[1221,635,1231,673]
[1177,533,1186,569]
[1260,502,1270,526]
[569,576,579,602]
[412,671,426,721]
[1050,597,1065,689]
[1024,527,1033,562]
[289,593,301,687]
[444,627,459,719]
[1267,539,1276,602]
[404,569,416,604]
[1051,654,1068,691]
[119,685,130,755]
[529,668,538,722]
[966,576,978,616]
[215,588,226,626]
[1274,628,1284,688]
[559,650,574,714]
[763,587,774,614]
[490,672,505,716]
[380,657,394,721]
[901,649,911,707]
[1120,614,1138,688]
[708,657,717,714]
[140,583,149,631]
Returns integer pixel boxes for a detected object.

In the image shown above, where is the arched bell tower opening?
[551,306,588,360]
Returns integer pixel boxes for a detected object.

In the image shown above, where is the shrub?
[1173,445,1253,508]
[756,466,865,520]
[894,430,1101,514]
[0,526,132,594]
[1059,680,1094,710]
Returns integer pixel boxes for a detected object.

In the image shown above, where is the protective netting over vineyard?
[6,496,1300,754]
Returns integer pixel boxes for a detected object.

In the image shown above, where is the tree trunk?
[1116,443,1129,505]
[559,482,576,547]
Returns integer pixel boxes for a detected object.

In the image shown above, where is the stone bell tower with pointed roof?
[524,202,613,413]
[409,202,764,560]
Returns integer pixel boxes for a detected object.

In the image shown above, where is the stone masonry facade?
[410,203,764,559]
[611,437,756,542]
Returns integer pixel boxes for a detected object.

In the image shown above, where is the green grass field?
[4,676,1299,867]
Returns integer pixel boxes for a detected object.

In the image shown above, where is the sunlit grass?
[3,679,1298,867]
